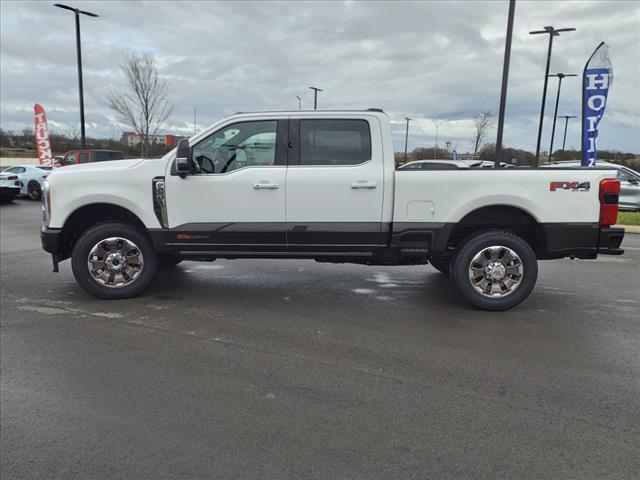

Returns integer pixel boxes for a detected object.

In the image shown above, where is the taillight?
[8,175,18,180]
[599,178,620,227]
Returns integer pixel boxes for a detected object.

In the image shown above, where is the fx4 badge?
[549,181,591,192]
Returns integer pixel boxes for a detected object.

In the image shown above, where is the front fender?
[52,193,161,230]
[46,158,167,229]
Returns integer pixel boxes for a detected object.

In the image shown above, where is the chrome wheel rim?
[468,245,523,298]
[87,237,144,288]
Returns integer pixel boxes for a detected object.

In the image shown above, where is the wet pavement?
[2,199,639,479]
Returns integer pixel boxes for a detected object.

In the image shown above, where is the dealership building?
[121,132,185,147]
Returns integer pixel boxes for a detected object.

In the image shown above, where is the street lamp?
[403,118,410,161]
[547,73,577,161]
[309,87,322,110]
[193,107,197,135]
[434,121,443,159]
[559,114,577,157]
[529,25,576,167]
[54,3,98,149]
[296,96,302,110]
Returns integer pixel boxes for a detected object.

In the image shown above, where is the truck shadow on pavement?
[136,262,514,317]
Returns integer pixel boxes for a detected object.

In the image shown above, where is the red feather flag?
[34,104,54,166]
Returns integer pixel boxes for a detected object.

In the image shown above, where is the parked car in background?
[398,159,514,170]
[0,171,21,202]
[56,149,124,167]
[542,161,640,211]
[1,164,52,200]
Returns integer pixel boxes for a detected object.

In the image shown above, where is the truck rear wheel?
[451,231,537,311]
[71,222,158,299]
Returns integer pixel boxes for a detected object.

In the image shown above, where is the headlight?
[42,180,51,225]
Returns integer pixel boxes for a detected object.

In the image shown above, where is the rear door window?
[79,152,90,164]
[298,119,371,166]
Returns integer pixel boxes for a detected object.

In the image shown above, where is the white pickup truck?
[41,110,625,310]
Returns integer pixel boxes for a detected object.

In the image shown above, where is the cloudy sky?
[1,0,639,153]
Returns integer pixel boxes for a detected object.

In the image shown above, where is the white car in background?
[398,159,514,170]
[1,165,53,200]
[0,171,21,201]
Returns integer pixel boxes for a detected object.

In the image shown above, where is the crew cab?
[41,110,625,310]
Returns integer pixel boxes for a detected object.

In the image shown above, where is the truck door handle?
[253,182,279,190]
[351,181,377,189]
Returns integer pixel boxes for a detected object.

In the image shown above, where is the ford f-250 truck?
[41,110,625,310]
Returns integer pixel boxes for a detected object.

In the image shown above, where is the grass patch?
[618,211,640,226]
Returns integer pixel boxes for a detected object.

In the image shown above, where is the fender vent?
[152,176,168,228]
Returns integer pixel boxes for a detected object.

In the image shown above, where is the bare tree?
[472,110,493,156]
[64,124,81,147]
[107,52,173,157]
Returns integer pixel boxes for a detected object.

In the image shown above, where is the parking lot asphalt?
[1,199,639,480]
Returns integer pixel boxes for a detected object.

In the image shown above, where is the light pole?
[560,114,577,158]
[403,118,410,162]
[434,122,442,159]
[529,25,576,167]
[193,107,197,135]
[54,4,98,149]
[495,0,516,168]
[296,96,302,110]
[309,87,322,110]
[547,73,576,161]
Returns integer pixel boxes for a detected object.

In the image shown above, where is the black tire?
[429,256,450,275]
[451,231,538,311]
[27,181,41,201]
[71,222,158,299]
[158,253,183,268]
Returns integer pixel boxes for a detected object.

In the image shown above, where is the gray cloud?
[1,0,638,153]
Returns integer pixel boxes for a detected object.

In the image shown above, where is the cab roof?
[233,108,386,115]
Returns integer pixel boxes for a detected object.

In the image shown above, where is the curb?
[615,224,640,234]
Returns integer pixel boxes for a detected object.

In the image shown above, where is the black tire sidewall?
[452,231,538,311]
[71,222,158,299]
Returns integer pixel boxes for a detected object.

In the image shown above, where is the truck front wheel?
[71,222,158,299]
[451,231,537,311]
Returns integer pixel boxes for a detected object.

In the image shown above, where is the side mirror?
[175,139,192,176]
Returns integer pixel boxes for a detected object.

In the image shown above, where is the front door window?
[191,121,278,174]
